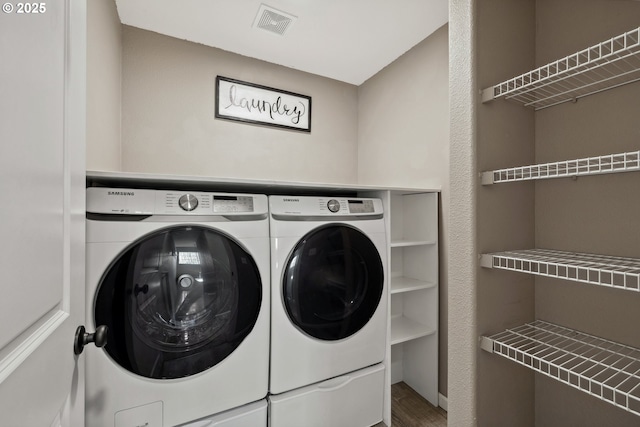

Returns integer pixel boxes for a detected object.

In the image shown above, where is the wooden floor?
[374,382,447,427]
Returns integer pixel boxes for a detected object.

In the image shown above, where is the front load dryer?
[84,188,270,427]
[268,195,387,393]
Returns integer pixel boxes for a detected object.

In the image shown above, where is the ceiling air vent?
[253,4,296,36]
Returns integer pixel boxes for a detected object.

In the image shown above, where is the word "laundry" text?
[225,85,306,125]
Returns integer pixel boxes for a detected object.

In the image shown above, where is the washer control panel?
[161,192,212,213]
[164,193,255,214]
[86,188,267,216]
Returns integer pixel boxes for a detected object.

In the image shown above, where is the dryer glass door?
[283,225,383,340]
[94,225,262,379]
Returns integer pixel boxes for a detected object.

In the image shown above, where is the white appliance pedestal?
[269,364,384,427]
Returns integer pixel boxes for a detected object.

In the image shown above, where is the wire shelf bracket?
[481,27,640,110]
[481,249,640,292]
[482,320,640,416]
[481,150,640,185]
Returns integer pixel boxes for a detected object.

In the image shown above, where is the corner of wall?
[86,0,122,172]
[448,0,478,425]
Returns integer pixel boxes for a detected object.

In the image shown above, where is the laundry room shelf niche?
[481,26,640,110]
[481,320,640,417]
[481,249,640,292]
[473,10,640,425]
[481,150,640,185]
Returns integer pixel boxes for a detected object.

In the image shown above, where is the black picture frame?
[215,76,312,132]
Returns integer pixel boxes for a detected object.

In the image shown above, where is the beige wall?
[476,2,537,425]
[86,0,121,171]
[121,26,358,184]
[357,25,448,190]
[534,1,640,425]
[450,0,640,425]
[448,1,477,424]
[357,24,450,397]
[451,0,537,424]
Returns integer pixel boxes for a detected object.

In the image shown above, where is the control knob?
[179,194,199,211]
[327,199,340,213]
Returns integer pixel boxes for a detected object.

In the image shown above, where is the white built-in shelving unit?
[481,27,640,110]
[480,24,640,419]
[387,192,439,407]
[390,276,437,295]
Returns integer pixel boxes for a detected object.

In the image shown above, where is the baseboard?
[438,393,448,412]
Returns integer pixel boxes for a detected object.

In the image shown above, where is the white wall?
[357,24,450,397]
[121,26,359,184]
[86,0,121,171]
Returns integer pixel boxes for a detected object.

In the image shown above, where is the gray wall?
[449,0,640,425]
[86,0,121,171]
[357,24,450,397]
[534,1,640,425]
[476,1,537,425]
[448,1,477,424]
[120,26,359,184]
[450,1,537,424]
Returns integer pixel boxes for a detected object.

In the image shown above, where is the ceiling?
[114,0,449,86]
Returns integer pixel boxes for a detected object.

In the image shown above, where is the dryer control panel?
[86,188,267,216]
[269,195,383,218]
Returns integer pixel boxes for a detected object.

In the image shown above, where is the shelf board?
[481,320,640,416]
[390,239,436,248]
[481,249,640,292]
[481,150,640,185]
[481,27,640,110]
[86,170,442,194]
[390,315,436,345]
[390,277,437,294]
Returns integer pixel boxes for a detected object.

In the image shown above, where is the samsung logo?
[108,191,135,196]
[283,198,299,202]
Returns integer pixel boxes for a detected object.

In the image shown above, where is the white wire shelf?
[481,27,640,110]
[390,315,436,345]
[481,150,640,185]
[390,277,437,294]
[481,320,640,416]
[481,249,640,291]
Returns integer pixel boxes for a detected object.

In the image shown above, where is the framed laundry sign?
[215,76,311,132]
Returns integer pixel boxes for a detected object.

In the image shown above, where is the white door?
[0,0,86,426]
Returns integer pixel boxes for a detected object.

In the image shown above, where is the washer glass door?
[94,225,262,379]
[283,224,384,340]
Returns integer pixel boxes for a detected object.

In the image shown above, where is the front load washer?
[268,195,387,395]
[85,188,270,427]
